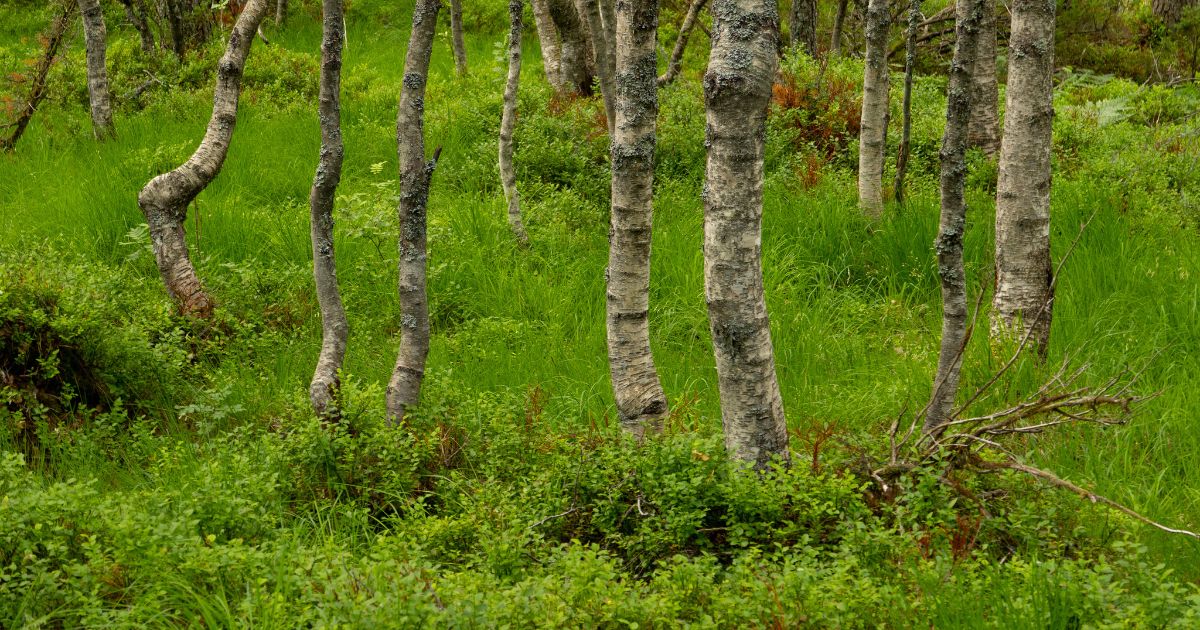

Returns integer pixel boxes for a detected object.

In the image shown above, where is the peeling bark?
[789,0,816,55]
[704,0,788,469]
[607,0,667,438]
[577,0,616,133]
[309,0,349,417]
[548,0,594,95]
[658,0,708,87]
[136,0,268,317]
[967,0,999,156]
[993,0,1055,355]
[530,0,565,91]
[1,3,74,153]
[857,0,891,218]
[387,0,442,424]
[450,0,468,75]
[78,0,115,141]
[893,0,919,204]
[500,0,529,245]
[925,0,985,435]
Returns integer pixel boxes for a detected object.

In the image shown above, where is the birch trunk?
[893,0,919,204]
[78,0,115,141]
[993,0,1054,355]
[967,0,999,156]
[1153,0,1197,25]
[165,0,186,59]
[924,0,985,435]
[276,0,288,25]
[309,0,349,417]
[530,0,565,91]
[789,0,816,55]
[704,0,788,469]
[500,0,529,245]
[658,0,707,87]
[387,0,442,424]
[118,0,155,53]
[607,0,667,437]
[831,0,849,55]
[577,0,616,134]
[598,0,617,81]
[548,0,594,95]
[136,0,268,317]
[857,0,890,218]
[1,3,74,152]
[450,0,468,75]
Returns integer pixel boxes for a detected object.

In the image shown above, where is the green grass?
[1,4,1199,627]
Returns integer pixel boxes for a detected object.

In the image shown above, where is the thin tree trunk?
[1,3,74,152]
[530,0,565,91]
[607,0,667,438]
[893,0,919,204]
[165,0,186,59]
[309,0,348,417]
[548,0,593,95]
[500,0,529,245]
[993,0,1055,355]
[599,0,617,79]
[450,0,468,75]
[577,0,616,134]
[831,0,849,55]
[78,0,115,141]
[658,0,708,87]
[387,0,442,424]
[967,0,999,156]
[136,0,268,317]
[704,0,788,469]
[276,0,288,25]
[118,0,156,53]
[857,0,891,219]
[924,0,985,435]
[789,0,816,55]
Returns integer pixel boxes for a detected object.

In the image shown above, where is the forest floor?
[2,2,1200,627]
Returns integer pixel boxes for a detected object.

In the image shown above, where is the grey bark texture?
[118,0,155,53]
[967,0,999,156]
[577,0,616,134]
[893,0,919,204]
[450,0,468,75]
[309,0,349,418]
[704,0,789,469]
[857,0,891,218]
[387,0,442,424]
[831,0,849,55]
[78,0,115,141]
[924,0,985,435]
[136,0,268,317]
[548,0,594,95]
[789,0,816,55]
[2,3,74,152]
[276,0,288,25]
[607,0,668,438]
[530,0,565,91]
[1153,0,1198,25]
[500,0,530,245]
[598,0,617,80]
[658,0,708,87]
[993,0,1055,355]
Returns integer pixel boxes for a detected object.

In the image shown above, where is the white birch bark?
[548,0,594,95]
[993,0,1055,355]
[857,0,891,219]
[530,0,566,91]
[500,0,529,245]
[78,0,115,140]
[136,0,268,317]
[704,0,789,469]
[450,0,468,75]
[967,0,999,156]
[387,0,442,423]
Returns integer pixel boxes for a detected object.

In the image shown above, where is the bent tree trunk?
[607,0,667,437]
[893,0,919,204]
[993,0,1055,355]
[857,0,891,218]
[78,0,115,140]
[1,3,74,153]
[704,0,788,469]
[136,0,268,317]
[967,0,999,156]
[500,0,529,245]
[450,0,468,75]
[790,0,817,55]
[577,0,616,134]
[658,0,708,87]
[530,0,565,91]
[924,0,985,435]
[309,0,349,417]
[387,0,442,424]
[548,0,594,95]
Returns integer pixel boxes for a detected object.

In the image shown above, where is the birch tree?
[309,0,349,417]
[500,0,529,245]
[704,0,788,468]
[993,0,1055,355]
[658,0,708,87]
[577,0,616,133]
[857,0,891,218]
[530,0,565,91]
[78,0,115,140]
[831,0,849,55]
[893,0,919,204]
[789,0,817,55]
[967,0,999,156]
[607,0,667,437]
[1,2,74,152]
[136,0,268,317]
[925,0,985,435]
[117,0,155,53]
[548,0,594,95]
[387,0,442,423]
[450,0,468,75]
